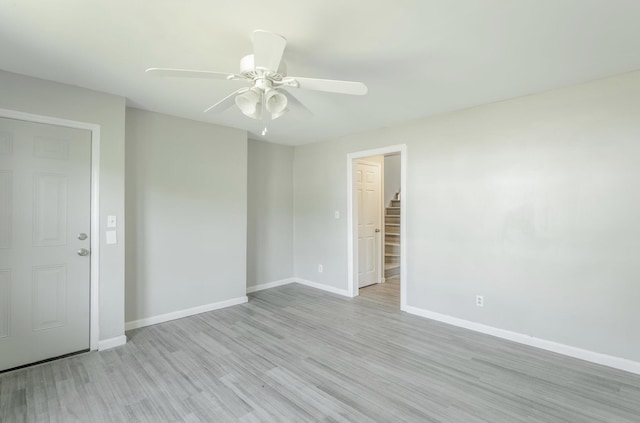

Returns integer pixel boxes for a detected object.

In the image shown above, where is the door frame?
[347,144,407,310]
[355,159,383,288]
[0,108,101,351]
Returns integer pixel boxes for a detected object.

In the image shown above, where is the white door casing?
[356,160,381,288]
[0,117,92,371]
[347,144,407,309]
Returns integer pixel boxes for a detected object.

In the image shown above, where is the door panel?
[357,161,381,288]
[0,117,91,372]
[0,171,10,248]
[33,173,68,246]
[0,270,9,339]
[32,265,67,331]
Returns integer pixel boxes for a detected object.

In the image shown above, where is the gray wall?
[293,70,640,362]
[247,139,294,288]
[0,70,126,342]
[384,154,401,206]
[125,109,247,322]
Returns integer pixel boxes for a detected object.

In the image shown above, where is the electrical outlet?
[334,211,340,219]
[318,264,323,273]
[476,295,484,307]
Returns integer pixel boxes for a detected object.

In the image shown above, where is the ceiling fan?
[146,30,368,121]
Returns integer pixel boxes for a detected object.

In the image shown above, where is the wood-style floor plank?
[1,279,639,422]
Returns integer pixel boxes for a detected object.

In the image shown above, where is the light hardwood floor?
[1,281,639,422]
[358,275,400,310]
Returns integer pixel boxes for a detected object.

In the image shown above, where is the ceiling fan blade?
[146,67,238,80]
[280,90,314,118]
[252,30,287,71]
[287,77,368,95]
[204,87,250,113]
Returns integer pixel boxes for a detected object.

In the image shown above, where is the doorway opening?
[347,145,407,310]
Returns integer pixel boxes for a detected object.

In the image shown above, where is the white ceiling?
[1,0,640,145]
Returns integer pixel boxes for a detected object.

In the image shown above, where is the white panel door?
[0,117,91,372]
[356,161,381,288]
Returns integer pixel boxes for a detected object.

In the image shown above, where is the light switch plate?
[107,215,117,228]
[106,230,117,245]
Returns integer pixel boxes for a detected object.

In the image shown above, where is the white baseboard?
[246,277,352,298]
[247,277,295,294]
[404,305,640,376]
[125,296,248,331]
[295,278,351,297]
[98,335,127,351]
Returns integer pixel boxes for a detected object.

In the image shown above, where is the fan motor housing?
[240,54,287,81]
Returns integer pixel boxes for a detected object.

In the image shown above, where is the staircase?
[384,193,401,279]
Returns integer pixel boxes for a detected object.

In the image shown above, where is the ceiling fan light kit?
[234,78,289,120]
[235,87,262,116]
[146,30,368,122]
[265,88,287,115]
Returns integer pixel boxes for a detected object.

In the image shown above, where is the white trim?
[247,278,295,293]
[404,305,640,376]
[347,155,356,296]
[347,144,408,309]
[294,278,351,297]
[98,335,127,351]
[125,296,248,331]
[0,108,102,351]
[399,148,407,310]
[89,127,101,351]
[379,158,386,285]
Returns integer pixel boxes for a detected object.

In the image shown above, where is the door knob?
[375,228,381,233]
[78,232,88,240]
[77,248,90,256]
